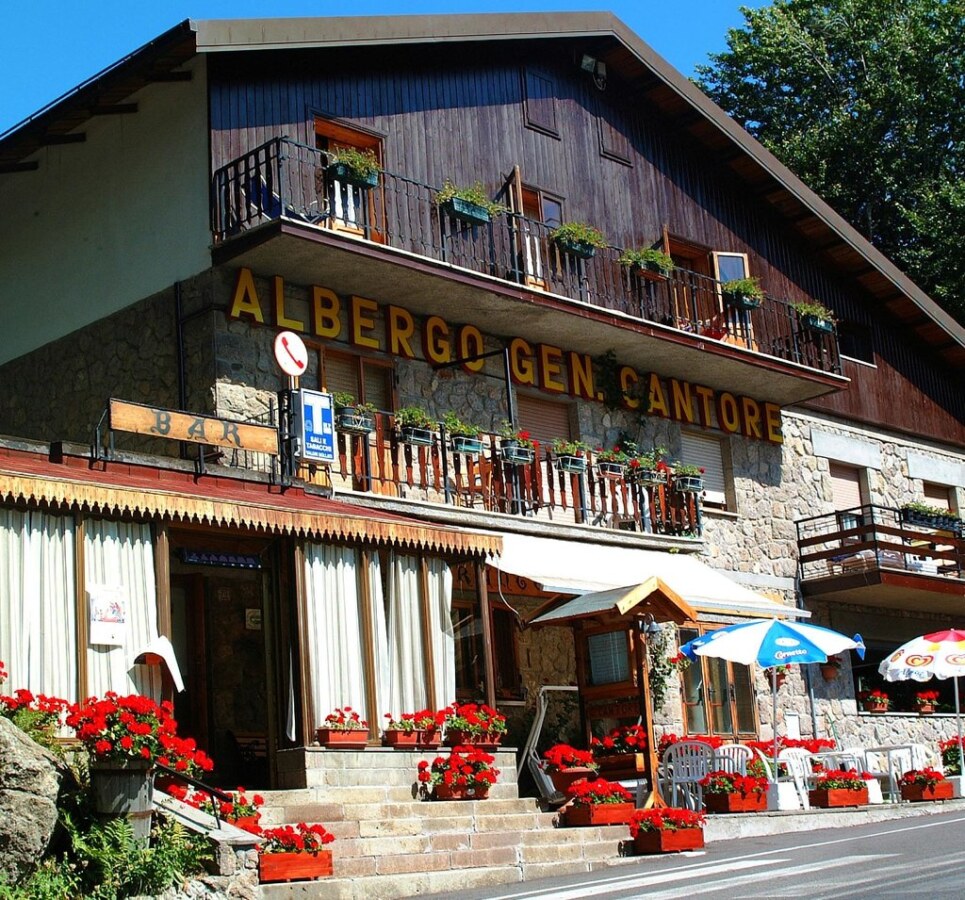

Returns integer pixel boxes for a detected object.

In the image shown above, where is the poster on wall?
[88,585,128,647]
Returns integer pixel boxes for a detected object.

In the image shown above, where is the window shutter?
[322,353,358,397]
[923,482,952,512]
[679,432,726,506]
[516,395,572,447]
[829,463,863,511]
[586,631,630,686]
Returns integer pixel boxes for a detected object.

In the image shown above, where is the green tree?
[696,0,965,324]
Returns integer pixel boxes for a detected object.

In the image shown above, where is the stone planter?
[561,802,635,827]
[596,753,646,781]
[704,792,766,814]
[89,759,154,845]
[808,787,869,808]
[315,728,368,749]
[259,850,333,883]
[432,783,490,801]
[444,730,502,751]
[547,766,597,795]
[633,829,705,854]
[900,781,953,802]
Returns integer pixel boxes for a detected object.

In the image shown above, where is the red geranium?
[900,768,946,788]
[443,702,507,737]
[418,745,500,793]
[566,778,633,806]
[591,724,648,757]
[322,706,367,730]
[542,744,599,773]
[699,770,767,796]
[260,822,334,856]
[629,807,705,836]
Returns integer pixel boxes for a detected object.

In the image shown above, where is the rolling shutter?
[923,482,952,512]
[829,463,863,511]
[516,395,572,447]
[679,432,726,507]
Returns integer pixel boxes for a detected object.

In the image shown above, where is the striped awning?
[0,447,499,557]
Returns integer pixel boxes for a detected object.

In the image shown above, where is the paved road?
[429,810,965,899]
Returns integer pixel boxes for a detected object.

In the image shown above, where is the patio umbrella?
[878,629,965,775]
[680,618,865,775]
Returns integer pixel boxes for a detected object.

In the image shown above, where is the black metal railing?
[796,504,965,582]
[211,137,841,376]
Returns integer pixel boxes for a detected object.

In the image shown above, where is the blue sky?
[1,1,766,135]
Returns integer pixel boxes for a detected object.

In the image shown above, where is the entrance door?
[171,562,276,788]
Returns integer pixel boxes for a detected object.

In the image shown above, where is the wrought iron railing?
[796,504,965,582]
[211,137,841,376]
[311,414,702,537]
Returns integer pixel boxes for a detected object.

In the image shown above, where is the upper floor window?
[679,431,731,510]
[837,321,875,365]
[712,252,749,285]
[522,67,560,138]
[314,116,383,238]
[320,348,394,414]
[515,394,574,447]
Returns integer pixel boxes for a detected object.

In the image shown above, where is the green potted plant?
[791,299,836,334]
[671,462,705,493]
[552,438,590,474]
[549,221,607,260]
[618,247,674,281]
[913,690,940,715]
[394,405,435,446]
[721,276,764,310]
[442,411,485,456]
[326,146,382,189]
[435,180,507,226]
[626,444,670,486]
[498,422,536,466]
[331,391,377,435]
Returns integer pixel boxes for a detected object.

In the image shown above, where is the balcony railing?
[211,137,841,376]
[797,504,965,583]
[308,414,702,538]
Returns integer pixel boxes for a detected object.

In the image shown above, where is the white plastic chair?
[713,744,753,775]
[660,740,715,810]
[778,748,813,811]
[752,747,810,810]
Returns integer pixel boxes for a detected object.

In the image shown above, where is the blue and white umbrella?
[680,619,865,773]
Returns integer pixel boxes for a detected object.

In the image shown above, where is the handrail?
[154,762,233,827]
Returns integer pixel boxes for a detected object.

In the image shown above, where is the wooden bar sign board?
[109,399,278,455]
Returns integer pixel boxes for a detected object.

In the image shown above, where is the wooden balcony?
[797,505,965,614]
[210,138,847,407]
[302,415,702,538]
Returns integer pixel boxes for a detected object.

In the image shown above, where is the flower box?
[451,435,484,456]
[415,730,443,750]
[561,802,635,827]
[631,261,670,282]
[917,704,936,715]
[444,729,502,751]
[597,461,625,480]
[432,783,490,801]
[335,408,375,435]
[630,467,667,486]
[400,426,434,447]
[554,237,597,260]
[633,829,705,854]
[259,850,333,883]
[674,475,704,493]
[861,702,889,713]
[501,442,535,466]
[382,729,421,749]
[326,161,379,189]
[548,766,596,795]
[89,758,154,845]
[315,728,368,749]
[228,815,262,833]
[801,313,834,334]
[596,753,646,781]
[900,782,953,802]
[723,291,762,311]
[556,455,587,475]
[704,792,766,814]
[440,196,491,226]
[808,787,868,808]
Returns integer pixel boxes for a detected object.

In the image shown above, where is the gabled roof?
[2,12,961,367]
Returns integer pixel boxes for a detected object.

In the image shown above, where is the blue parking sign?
[295,389,336,465]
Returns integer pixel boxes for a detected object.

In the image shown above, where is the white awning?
[495,534,806,619]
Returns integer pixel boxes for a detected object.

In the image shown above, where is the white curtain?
[387,554,456,713]
[84,520,160,700]
[426,558,456,709]
[303,544,388,729]
[0,509,76,704]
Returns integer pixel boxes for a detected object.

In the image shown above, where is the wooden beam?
[293,541,313,747]
[89,103,138,116]
[40,133,86,145]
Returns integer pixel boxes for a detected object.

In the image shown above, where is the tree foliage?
[695,0,965,324]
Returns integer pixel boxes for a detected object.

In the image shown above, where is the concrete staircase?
[259,746,642,898]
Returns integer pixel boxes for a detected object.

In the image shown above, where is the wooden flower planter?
[432,783,490,801]
[548,767,596,795]
[704,792,766,814]
[444,730,502,751]
[633,828,705,854]
[259,850,333,883]
[808,787,869,808]
[562,802,635,827]
[900,782,953,802]
[315,728,369,749]
[596,753,646,781]
[382,729,421,749]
